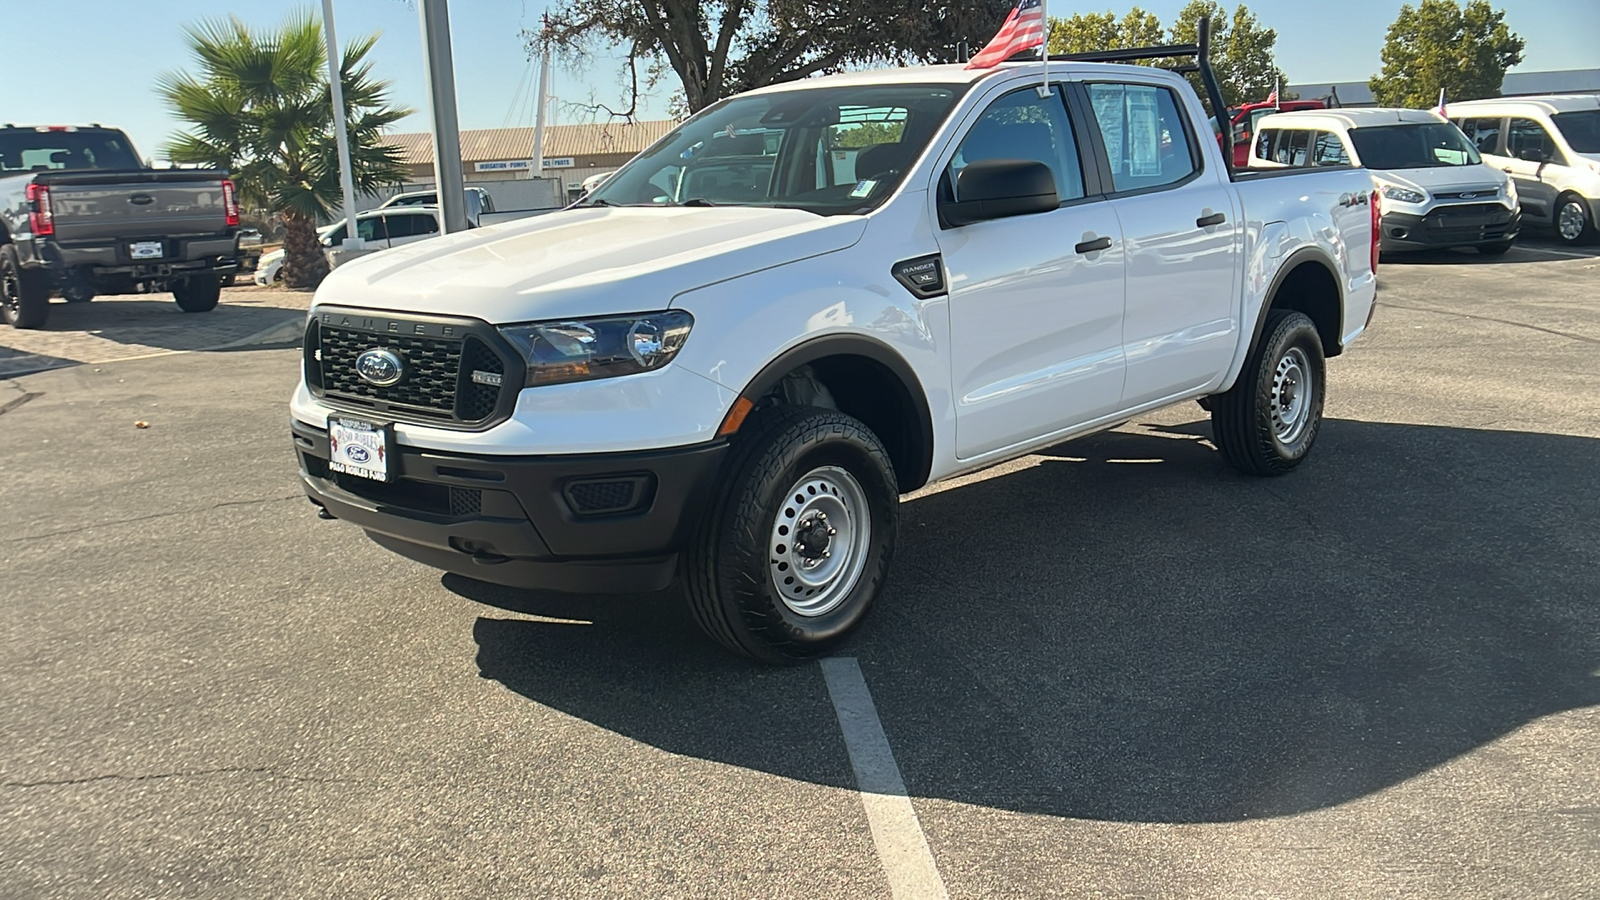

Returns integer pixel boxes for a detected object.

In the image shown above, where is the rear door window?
[1084,82,1197,192]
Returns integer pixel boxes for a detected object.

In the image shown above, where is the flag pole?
[1036,0,1051,98]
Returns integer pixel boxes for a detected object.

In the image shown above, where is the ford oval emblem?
[1459,192,1475,199]
[346,445,371,463]
[355,348,405,387]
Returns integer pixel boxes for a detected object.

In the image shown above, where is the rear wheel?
[685,406,899,664]
[0,244,50,329]
[1555,193,1596,245]
[1209,309,1325,476]
[171,272,221,313]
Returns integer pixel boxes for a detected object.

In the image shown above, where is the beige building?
[381,120,677,197]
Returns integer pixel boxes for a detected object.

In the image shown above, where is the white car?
[1448,94,1600,245]
[1250,108,1520,254]
[256,210,444,284]
[292,50,1377,662]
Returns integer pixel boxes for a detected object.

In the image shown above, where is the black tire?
[1554,192,1597,245]
[171,272,221,313]
[1,244,50,329]
[685,406,899,664]
[1209,309,1326,476]
[1477,240,1514,256]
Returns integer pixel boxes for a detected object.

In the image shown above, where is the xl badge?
[355,348,405,387]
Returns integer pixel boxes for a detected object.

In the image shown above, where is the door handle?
[1074,236,1112,254]
[1196,212,1226,227]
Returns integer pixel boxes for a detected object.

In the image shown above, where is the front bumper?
[1378,204,1520,251]
[292,419,728,593]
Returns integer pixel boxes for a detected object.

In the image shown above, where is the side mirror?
[1517,148,1548,163]
[941,159,1058,228]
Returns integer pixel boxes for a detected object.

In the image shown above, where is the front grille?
[1423,203,1515,241]
[1434,189,1501,202]
[449,486,483,517]
[305,311,518,429]
[319,327,460,419]
[1431,202,1508,218]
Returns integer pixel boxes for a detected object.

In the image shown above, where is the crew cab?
[0,125,240,329]
[1250,108,1520,254]
[291,36,1378,663]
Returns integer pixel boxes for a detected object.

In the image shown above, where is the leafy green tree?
[1047,8,1164,57]
[1369,0,1524,108]
[159,13,410,288]
[1168,1,1286,108]
[531,0,1012,116]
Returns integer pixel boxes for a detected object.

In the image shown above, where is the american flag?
[965,0,1047,70]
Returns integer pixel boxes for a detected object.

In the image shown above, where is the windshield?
[1552,110,1600,154]
[584,84,965,216]
[1347,122,1482,169]
[0,129,142,173]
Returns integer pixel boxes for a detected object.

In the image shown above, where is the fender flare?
[1248,245,1345,357]
[735,333,935,492]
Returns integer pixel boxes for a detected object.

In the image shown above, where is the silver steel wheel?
[1271,346,1315,446]
[1558,199,1588,242]
[1,265,19,320]
[768,465,872,617]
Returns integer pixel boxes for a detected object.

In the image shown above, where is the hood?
[314,206,866,323]
[1370,163,1509,194]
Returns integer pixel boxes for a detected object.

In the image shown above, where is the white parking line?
[1513,246,1598,260]
[820,657,949,900]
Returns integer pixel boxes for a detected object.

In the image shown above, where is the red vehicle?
[1215,98,1328,167]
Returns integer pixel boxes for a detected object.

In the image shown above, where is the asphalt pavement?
[2,236,1597,898]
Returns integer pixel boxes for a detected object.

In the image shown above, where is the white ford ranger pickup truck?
[292,40,1378,663]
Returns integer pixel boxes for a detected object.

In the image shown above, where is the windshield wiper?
[578,197,622,207]
[680,197,719,207]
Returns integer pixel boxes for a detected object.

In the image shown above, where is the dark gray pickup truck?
[1,125,240,329]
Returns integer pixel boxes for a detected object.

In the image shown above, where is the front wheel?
[171,272,221,313]
[1555,193,1596,245]
[1209,309,1326,476]
[685,407,899,664]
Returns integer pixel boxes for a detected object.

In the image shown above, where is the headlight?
[499,310,693,387]
[1381,185,1426,204]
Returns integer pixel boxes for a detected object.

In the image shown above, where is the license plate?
[129,241,163,260]
[327,416,393,482]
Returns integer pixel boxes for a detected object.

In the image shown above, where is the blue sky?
[10,0,1597,162]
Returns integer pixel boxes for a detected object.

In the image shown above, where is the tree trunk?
[280,212,330,290]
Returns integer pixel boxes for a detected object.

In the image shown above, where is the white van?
[1250,108,1520,254]
[1448,95,1600,245]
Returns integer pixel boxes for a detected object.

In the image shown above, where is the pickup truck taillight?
[25,183,53,236]
[221,179,241,227]
[1370,189,1381,274]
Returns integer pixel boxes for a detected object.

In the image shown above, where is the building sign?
[473,158,577,173]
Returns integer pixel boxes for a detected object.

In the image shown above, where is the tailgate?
[40,170,230,241]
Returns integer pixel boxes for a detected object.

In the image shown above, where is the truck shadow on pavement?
[461,417,1600,824]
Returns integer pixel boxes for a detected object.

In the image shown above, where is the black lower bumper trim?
[1379,207,1520,251]
[293,418,727,594]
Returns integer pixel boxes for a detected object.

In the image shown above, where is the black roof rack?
[1035,16,1233,176]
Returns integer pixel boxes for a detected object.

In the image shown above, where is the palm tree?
[159,13,410,288]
